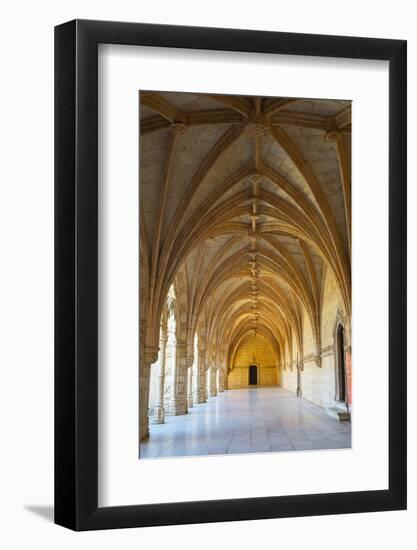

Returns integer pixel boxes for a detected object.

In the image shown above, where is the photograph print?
[139,91,352,459]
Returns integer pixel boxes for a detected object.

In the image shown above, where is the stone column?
[170,340,188,415]
[187,363,193,408]
[209,367,217,397]
[217,368,225,392]
[296,361,302,398]
[196,350,207,403]
[153,332,168,424]
[344,322,352,409]
[140,346,159,440]
[163,336,175,413]
[192,356,200,404]
[345,343,352,410]
[204,367,210,400]
[223,369,229,391]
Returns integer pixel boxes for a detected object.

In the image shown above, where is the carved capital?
[314,354,322,368]
[144,346,159,366]
[324,129,340,143]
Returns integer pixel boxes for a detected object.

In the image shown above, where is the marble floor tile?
[140,387,352,459]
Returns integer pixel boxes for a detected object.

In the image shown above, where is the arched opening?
[336,324,347,403]
[248,364,258,385]
[147,285,179,430]
[148,330,164,424]
[228,333,278,389]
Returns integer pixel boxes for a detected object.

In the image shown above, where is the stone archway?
[336,324,347,403]
[333,311,348,404]
[139,91,352,444]
[248,364,258,385]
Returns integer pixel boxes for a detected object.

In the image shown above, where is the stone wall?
[228,365,278,388]
[228,333,279,388]
[301,356,336,407]
[280,267,347,408]
[280,366,297,394]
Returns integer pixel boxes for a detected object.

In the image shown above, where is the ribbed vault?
[139,91,352,439]
[140,91,350,359]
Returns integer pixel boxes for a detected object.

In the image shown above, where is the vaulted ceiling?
[140,91,351,368]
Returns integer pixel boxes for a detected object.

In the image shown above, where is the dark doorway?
[249,365,257,385]
[337,325,347,402]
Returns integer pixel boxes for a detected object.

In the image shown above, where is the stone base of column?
[152,406,165,424]
[139,401,149,440]
[187,396,194,408]
[139,421,149,441]
[193,391,203,404]
[169,399,187,415]
[198,389,207,403]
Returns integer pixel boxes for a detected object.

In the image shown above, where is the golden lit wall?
[228,334,278,389]
[280,268,347,407]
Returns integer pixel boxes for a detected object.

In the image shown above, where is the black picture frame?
[55,19,407,531]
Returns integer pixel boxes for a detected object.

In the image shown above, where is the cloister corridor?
[139,91,353,457]
[139,387,351,459]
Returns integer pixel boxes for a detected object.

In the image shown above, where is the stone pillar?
[153,332,168,424]
[344,323,352,409]
[163,336,175,413]
[170,340,188,415]
[196,350,207,403]
[209,367,217,397]
[187,364,193,408]
[296,361,302,398]
[140,346,159,440]
[217,368,225,392]
[224,369,229,390]
[192,356,200,404]
[345,344,352,409]
[205,368,210,400]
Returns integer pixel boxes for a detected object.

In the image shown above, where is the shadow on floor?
[24,505,54,523]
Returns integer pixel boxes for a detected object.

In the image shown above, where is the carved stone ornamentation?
[245,122,267,138]
[169,122,187,136]
[324,129,340,143]
[144,346,159,367]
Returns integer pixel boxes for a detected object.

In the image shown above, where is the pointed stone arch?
[333,309,348,403]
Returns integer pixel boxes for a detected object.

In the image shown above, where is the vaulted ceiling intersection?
[140,91,351,368]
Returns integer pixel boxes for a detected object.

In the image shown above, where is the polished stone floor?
[139,386,351,459]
